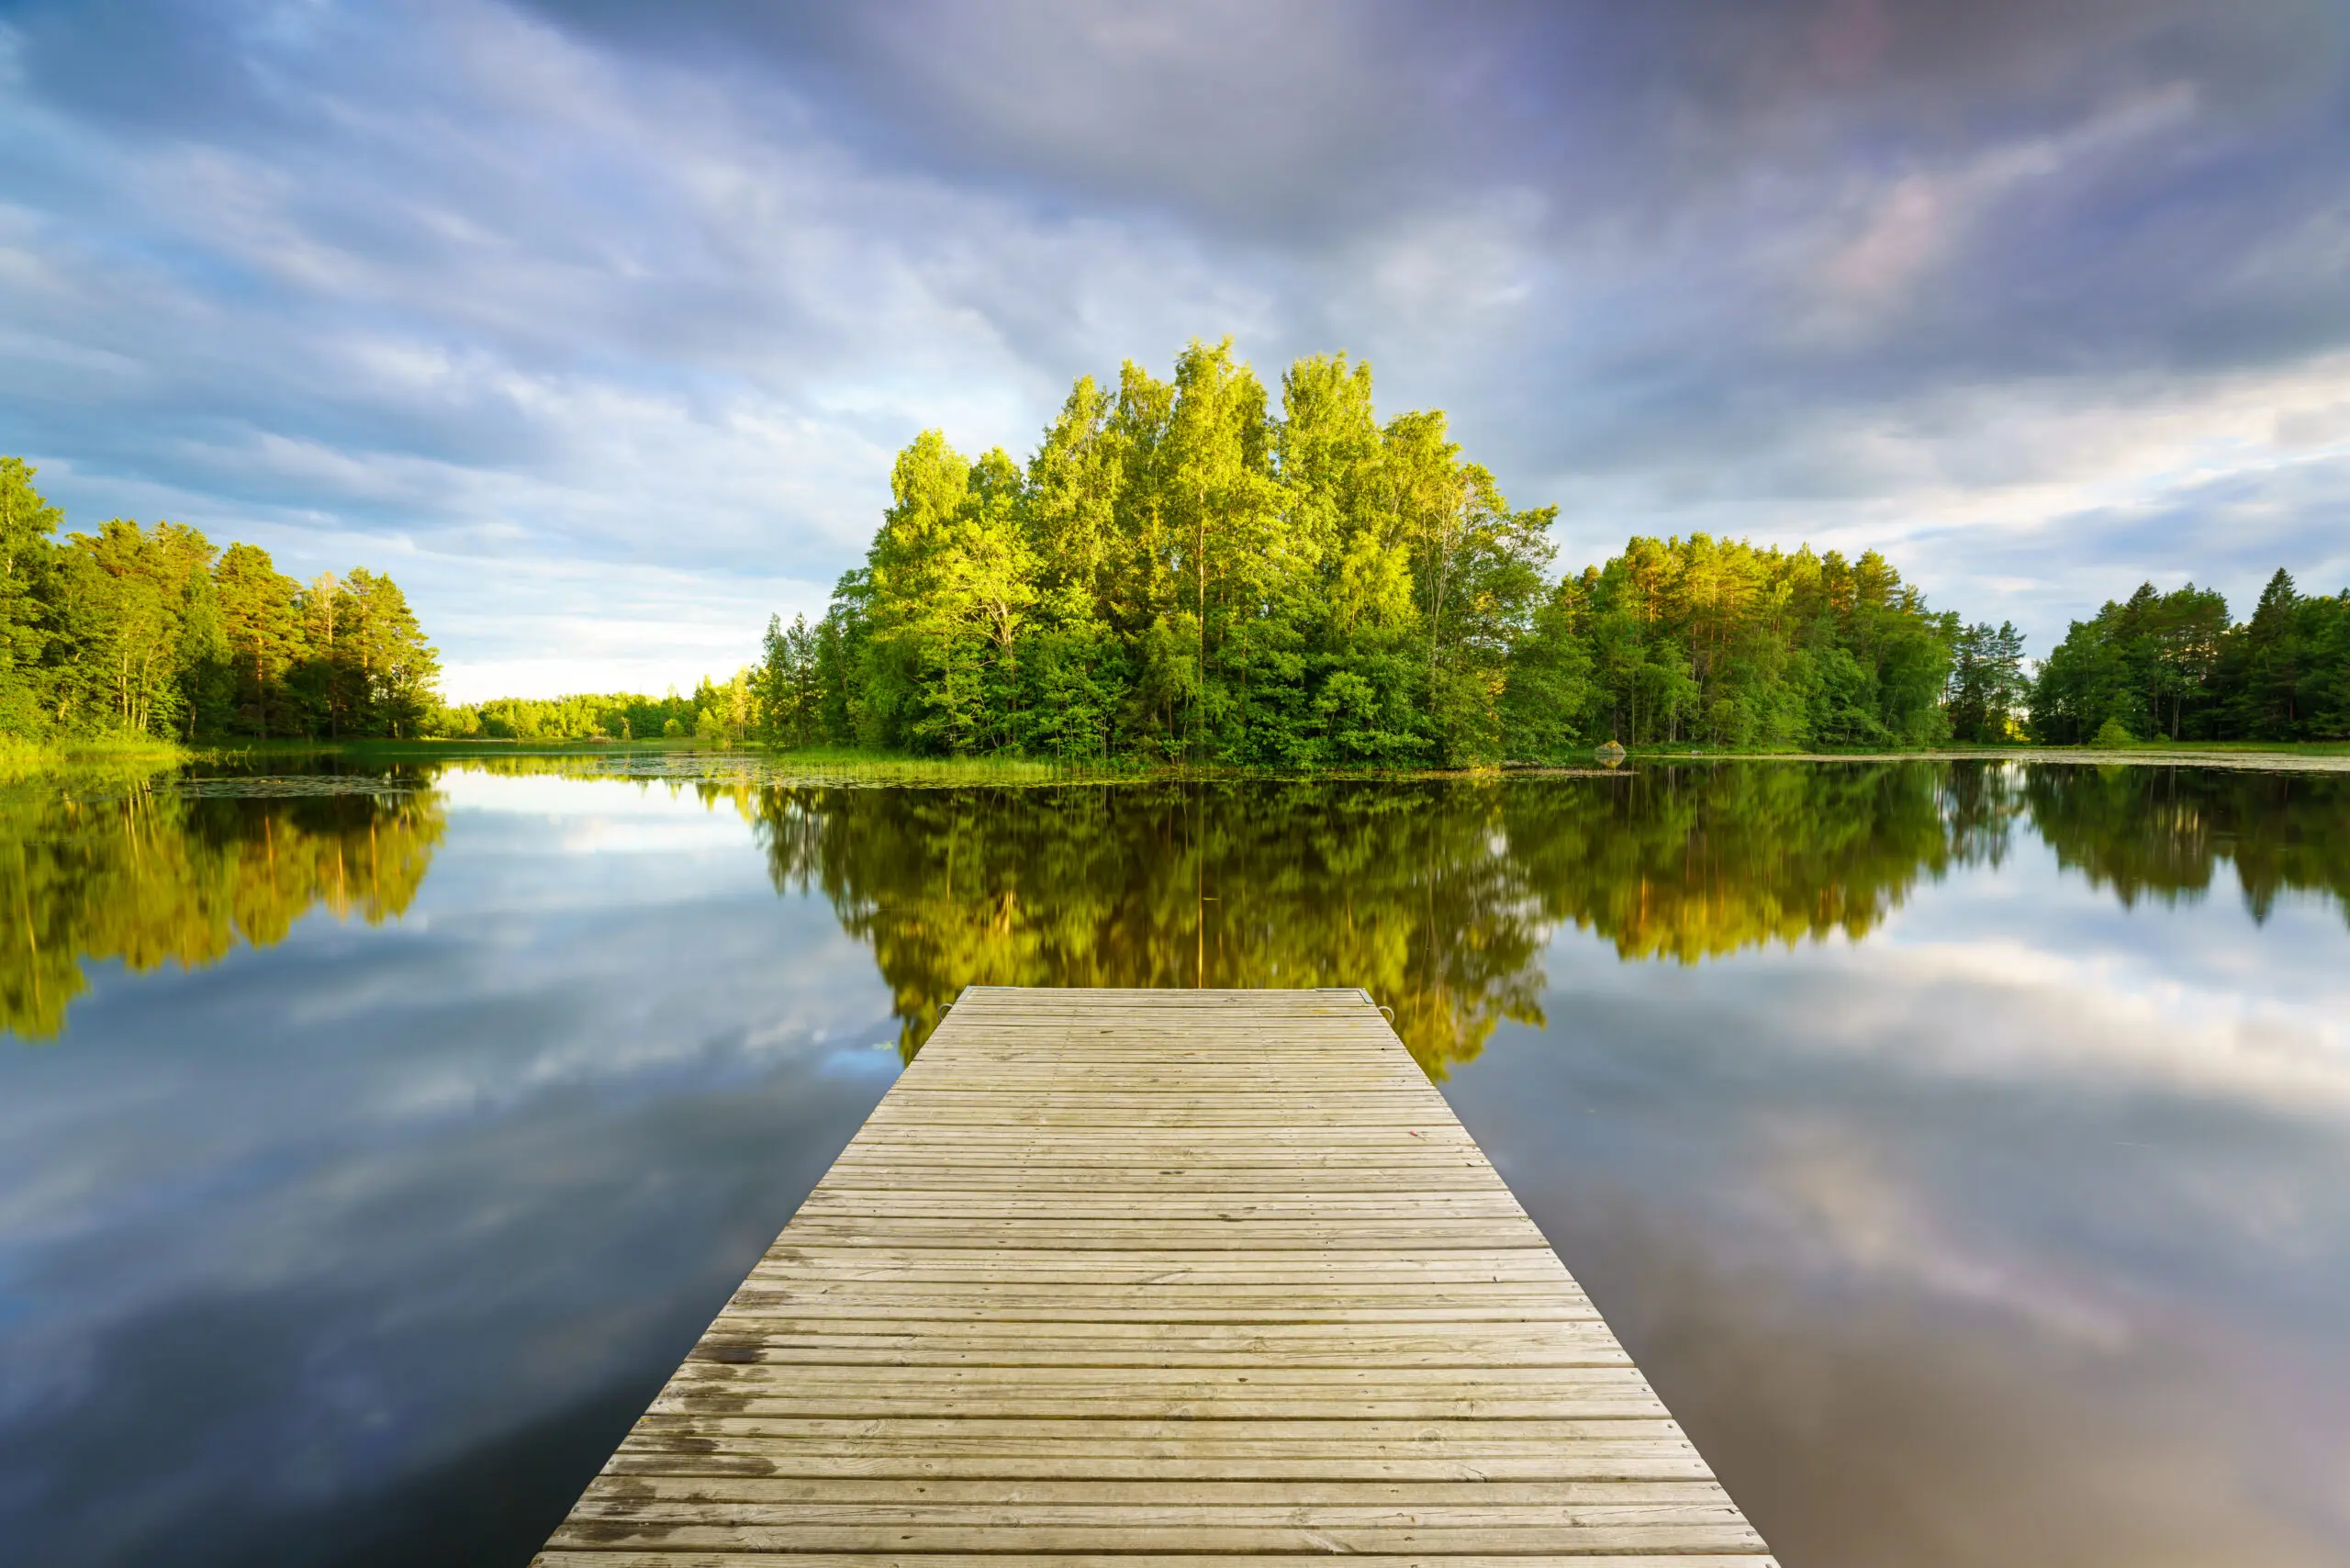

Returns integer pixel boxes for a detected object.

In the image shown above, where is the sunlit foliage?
[1546,535,1960,748]
[756,343,1986,761]
[0,459,440,741]
[2031,571,2350,743]
[427,674,761,745]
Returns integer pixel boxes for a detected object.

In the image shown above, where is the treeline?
[734,342,1984,763]
[731,334,2350,756]
[1541,536,1964,748]
[428,673,752,743]
[1,459,441,741]
[2029,571,2350,743]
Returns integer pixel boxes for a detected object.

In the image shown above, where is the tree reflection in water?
[0,777,445,1038]
[750,762,2348,1074]
[753,779,1553,1074]
[2022,763,2350,918]
[5,756,2345,1058]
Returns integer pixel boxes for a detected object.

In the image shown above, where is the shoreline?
[8,735,2347,785]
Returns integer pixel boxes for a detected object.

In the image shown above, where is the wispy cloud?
[1,0,2344,692]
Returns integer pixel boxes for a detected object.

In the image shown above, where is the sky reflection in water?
[0,759,2344,1567]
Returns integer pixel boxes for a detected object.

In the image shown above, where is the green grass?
[2067,737,2350,755]
[0,733,191,766]
[22,731,2344,789]
[313,740,1152,788]
[1613,735,2350,757]
[733,746,1154,786]
[1634,740,2350,770]
[0,733,193,786]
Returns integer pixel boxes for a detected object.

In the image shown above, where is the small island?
[4,348,2344,768]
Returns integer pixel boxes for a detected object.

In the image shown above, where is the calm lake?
[2,756,2345,1567]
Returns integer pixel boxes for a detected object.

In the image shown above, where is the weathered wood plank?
[541,1556,1776,1568]
[545,1523,1765,1554]
[531,988,1764,1563]
[618,1414,1702,1445]
[677,1330,1633,1367]
[572,1478,1739,1506]
[665,1365,1647,1388]
[595,1450,1724,1482]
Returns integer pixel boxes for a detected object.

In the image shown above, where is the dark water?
[2,756,2346,1567]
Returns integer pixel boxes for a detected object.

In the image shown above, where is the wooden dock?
[535,986,1772,1564]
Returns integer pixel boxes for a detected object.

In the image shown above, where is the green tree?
[339,569,440,736]
[1945,621,2028,742]
[54,521,218,736]
[2146,584,2230,739]
[778,353,1989,764]
[2221,569,2305,738]
[2031,569,2348,745]
[756,613,823,745]
[214,543,305,736]
[0,461,443,743]
[0,458,62,734]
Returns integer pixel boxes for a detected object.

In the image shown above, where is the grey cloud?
[0,0,2345,687]
[528,1,2338,238]
[1977,459,2350,622]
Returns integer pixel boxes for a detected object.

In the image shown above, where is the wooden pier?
[534,986,1773,1564]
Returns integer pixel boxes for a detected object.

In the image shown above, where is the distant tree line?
[735,342,1974,764]
[426,672,755,744]
[1,458,441,742]
[31,328,2330,758]
[2028,571,2350,744]
[732,343,2350,757]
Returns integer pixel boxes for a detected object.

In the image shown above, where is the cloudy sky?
[2,0,2344,700]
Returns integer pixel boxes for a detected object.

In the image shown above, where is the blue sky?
[2,0,2345,700]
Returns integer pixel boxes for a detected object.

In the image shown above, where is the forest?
[428,673,753,745]
[2027,570,2350,744]
[745,342,1971,764]
[0,459,441,742]
[18,330,2346,759]
[731,342,2348,761]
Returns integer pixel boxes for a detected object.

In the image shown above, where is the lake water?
[2,756,2345,1567]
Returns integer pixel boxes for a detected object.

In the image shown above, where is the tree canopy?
[761,342,1984,762]
[0,459,441,741]
[2029,571,2350,743]
[753,342,2350,758]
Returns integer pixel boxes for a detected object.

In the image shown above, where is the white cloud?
[1,0,2344,692]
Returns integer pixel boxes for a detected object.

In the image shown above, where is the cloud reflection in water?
[0,757,2343,1566]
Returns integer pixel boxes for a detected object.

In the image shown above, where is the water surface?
[2,756,2345,1567]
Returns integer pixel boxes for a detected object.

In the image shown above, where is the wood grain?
[532,987,1771,1564]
